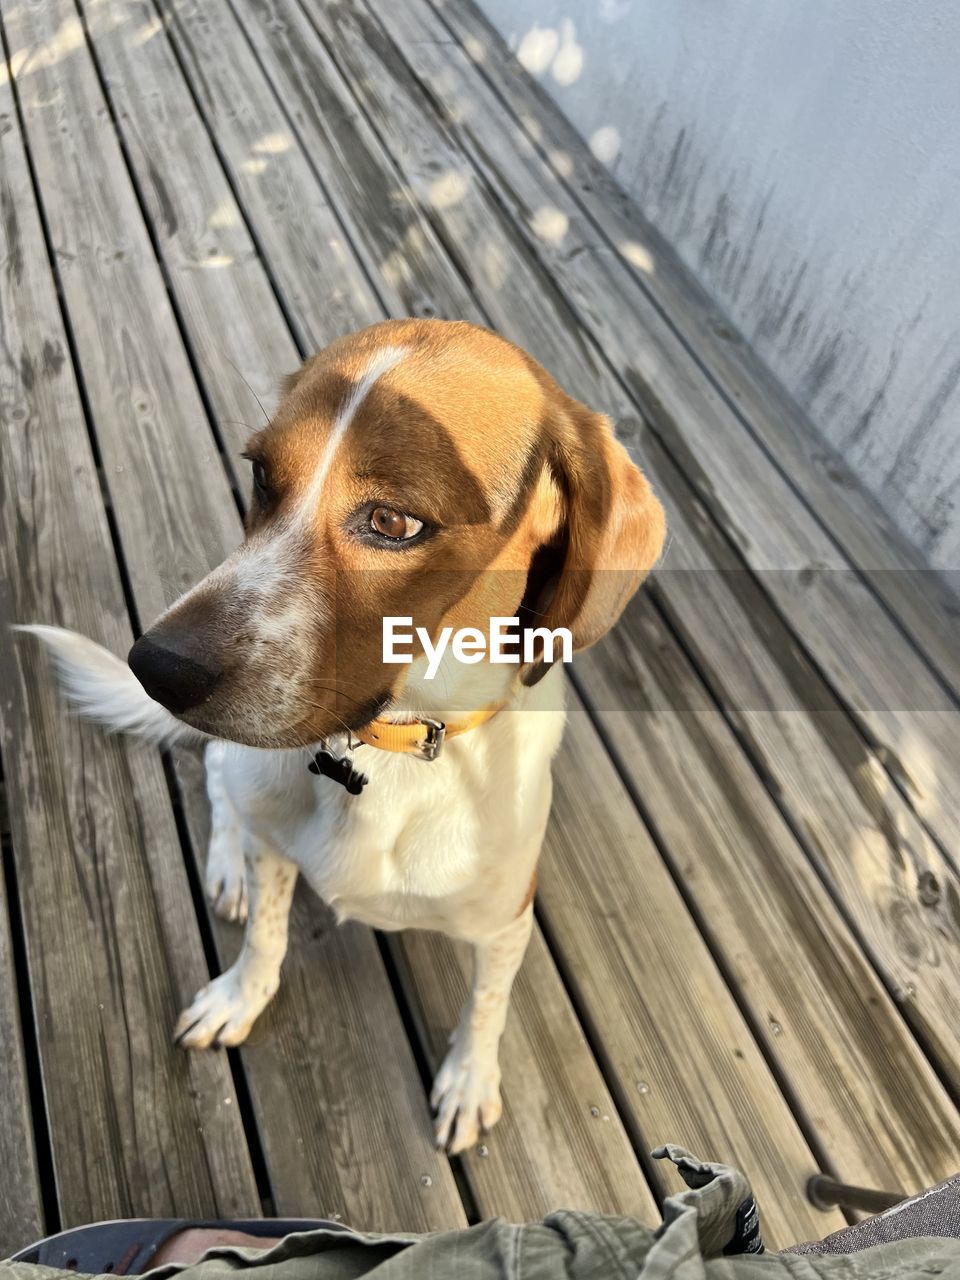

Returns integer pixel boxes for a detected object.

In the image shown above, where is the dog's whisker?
[298,700,355,737]
[308,681,375,707]
[222,354,270,424]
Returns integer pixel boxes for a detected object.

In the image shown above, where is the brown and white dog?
[26,319,664,1153]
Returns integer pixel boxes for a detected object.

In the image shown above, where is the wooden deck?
[1,0,959,1255]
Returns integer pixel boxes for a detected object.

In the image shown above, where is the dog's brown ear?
[524,409,665,679]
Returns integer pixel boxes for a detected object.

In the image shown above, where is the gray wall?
[479,0,960,569]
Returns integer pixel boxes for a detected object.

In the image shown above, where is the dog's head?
[128,320,665,747]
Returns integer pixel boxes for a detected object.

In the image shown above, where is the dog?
[24,319,665,1153]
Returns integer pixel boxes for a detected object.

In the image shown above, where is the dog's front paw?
[205,829,248,924]
[174,969,276,1049]
[431,1038,503,1153]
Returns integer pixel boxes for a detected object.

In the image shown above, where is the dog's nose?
[128,634,222,713]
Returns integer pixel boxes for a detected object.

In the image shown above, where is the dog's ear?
[522,408,665,682]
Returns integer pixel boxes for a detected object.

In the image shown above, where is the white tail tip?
[15,625,200,747]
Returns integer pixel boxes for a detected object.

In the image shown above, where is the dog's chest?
[223,713,560,937]
[296,753,546,934]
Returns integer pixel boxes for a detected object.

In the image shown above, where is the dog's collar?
[355,701,508,762]
[309,700,508,793]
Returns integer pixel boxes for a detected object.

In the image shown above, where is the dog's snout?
[128,634,222,714]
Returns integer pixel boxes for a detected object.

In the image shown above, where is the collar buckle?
[418,718,446,762]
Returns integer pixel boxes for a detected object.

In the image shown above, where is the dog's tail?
[16,625,200,746]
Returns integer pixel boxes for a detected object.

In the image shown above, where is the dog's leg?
[175,836,297,1049]
[204,741,247,923]
[432,903,533,1153]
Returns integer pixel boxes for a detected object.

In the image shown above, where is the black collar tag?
[309,749,368,795]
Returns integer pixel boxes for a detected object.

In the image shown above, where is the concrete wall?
[478,0,960,568]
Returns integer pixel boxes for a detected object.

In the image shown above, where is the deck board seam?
[377,937,483,1227]
[149,0,313,362]
[0,1,145,634]
[648,563,960,889]
[0,761,51,1238]
[158,750,278,1214]
[200,0,426,331]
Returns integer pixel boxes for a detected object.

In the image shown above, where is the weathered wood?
[391,927,658,1223]
[349,0,960,857]
[542,701,843,1248]
[636,437,960,1100]
[87,0,661,1221]
[0,25,259,1222]
[190,0,479,324]
[118,0,383,383]
[576,594,960,1192]
[307,0,960,1105]
[432,0,960,702]
[16,0,463,1228]
[0,826,43,1254]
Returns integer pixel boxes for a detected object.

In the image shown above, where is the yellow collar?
[354,701,508,761]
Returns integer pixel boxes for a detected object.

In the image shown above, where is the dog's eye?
[370,506,424,541]
[249,458,271,504]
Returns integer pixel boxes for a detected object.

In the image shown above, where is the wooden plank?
[391,928,658,1223]
[575,594,960,1193]
[0,24,260,1222]
[84,0,659,1221]
[15,0,462,1229]
[302,0,960,1099]
[636,436,960,1100]
[119,0,383,387]
[344,0,960,858]
[0,817,44,1253]
[432,0,960,702]
[543,701,844,1249]
[173,0,479,324]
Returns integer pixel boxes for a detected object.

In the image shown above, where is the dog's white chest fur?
[213,673,565,940]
